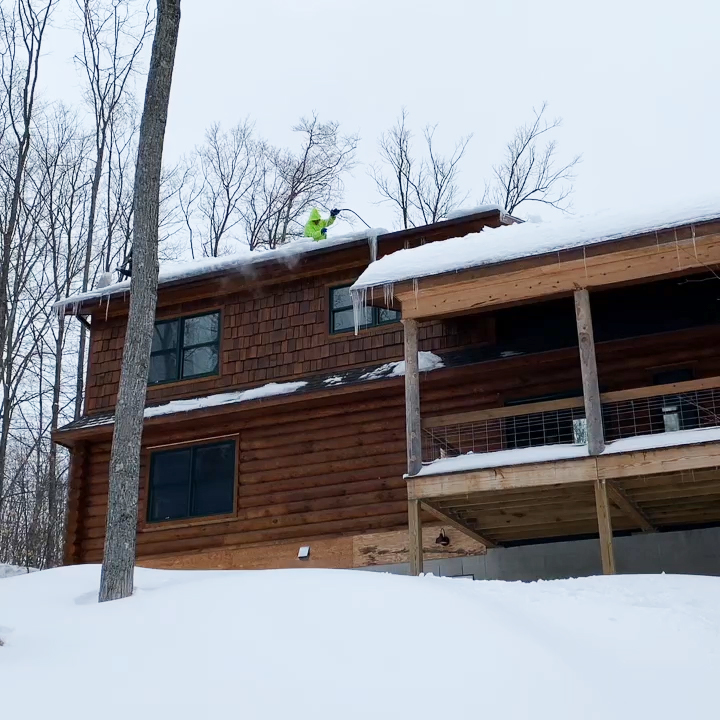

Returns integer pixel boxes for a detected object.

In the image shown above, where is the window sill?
[329,321,402,338]
[139,512,237,533]
[147,372,221,392]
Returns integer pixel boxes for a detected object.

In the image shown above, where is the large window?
[147,439,236,523]
[149,311,220,384]
[330,285,400,334]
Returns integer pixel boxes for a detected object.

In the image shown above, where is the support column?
[403,319,422,476]
[408,498,423,576]
[594,478,616,575]
[574,289,605,455]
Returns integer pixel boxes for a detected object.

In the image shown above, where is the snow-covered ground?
[2,566,719,719]
[0,564,36,579]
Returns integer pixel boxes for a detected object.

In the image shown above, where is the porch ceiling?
[418,468,720,547]
[410,443,720,547]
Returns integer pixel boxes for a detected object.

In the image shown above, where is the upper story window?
[149,311,220,385]
[330,285,401,334]
[147,438,236,523]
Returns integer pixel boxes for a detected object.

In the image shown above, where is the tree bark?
[99,0,181,603]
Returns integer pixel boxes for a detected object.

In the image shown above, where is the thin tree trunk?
[74,144,105,420]
[99,0,181,603]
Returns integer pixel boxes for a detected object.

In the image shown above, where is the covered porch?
[350,210,720,576]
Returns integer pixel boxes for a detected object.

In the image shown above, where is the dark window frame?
[329,284,401,334]
[149,310,221,385]
[146,437,237,524]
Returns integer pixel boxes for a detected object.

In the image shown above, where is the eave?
[368,219,720,320]
[62,208,513,319]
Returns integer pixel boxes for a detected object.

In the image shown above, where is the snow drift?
[2,566,720,719]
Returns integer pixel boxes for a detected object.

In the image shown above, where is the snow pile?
[55,228,387,311]
[359,351,444,380]
[0,564,37,579]
[2,566,720,719]
[417,426,720,477]
[353,195,720,291]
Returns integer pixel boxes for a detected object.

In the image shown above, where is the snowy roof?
[352,196,720,292]
[54,228,386,312]
[55,352,444,436]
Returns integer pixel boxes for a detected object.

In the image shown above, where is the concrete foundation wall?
[362,526,720,581]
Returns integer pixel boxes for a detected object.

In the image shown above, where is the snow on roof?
[54,228,386,311]
[57,352,446,434]
[444,203,506,220]
[3,565,720,719]
[67,380,308,430]
[415,425,720,477]
[352,195,720,292]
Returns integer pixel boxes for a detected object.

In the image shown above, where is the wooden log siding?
[68,322,720,565]
[84,271,495,414]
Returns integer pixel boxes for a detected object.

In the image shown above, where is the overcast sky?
[41,0,720,232]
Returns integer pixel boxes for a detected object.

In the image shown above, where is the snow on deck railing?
[351,195,720,296]
[55,227,387,313]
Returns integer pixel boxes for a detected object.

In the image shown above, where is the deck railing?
[421,377,720,464]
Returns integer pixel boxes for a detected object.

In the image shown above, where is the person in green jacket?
[304,207,340,241]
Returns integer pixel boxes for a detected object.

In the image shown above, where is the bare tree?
[0,0,57,400]
[244,115,357,250]
[73,0,151,420]
[99,0,181,603]
[179,120,256,257]
[0,0,57,518]
[488,102,581,215]
[372,109,471,229]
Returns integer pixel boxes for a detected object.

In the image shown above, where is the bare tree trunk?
[99,0,181,603]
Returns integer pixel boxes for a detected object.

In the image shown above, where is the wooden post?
[594,478,616,575]
[403,319,422,476]
[574,289,605,455]
[408,499,423,575]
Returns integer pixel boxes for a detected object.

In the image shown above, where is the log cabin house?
[54,200,720,578]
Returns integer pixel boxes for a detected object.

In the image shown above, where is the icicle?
[583,247,588,279]
[413,278,419,308]
[383,281,394,308]
[367,230,378,263]
[674,229,681,269]
[691,224,698,260]
[351,286,367,336]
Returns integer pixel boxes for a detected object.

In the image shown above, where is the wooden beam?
[407,456,599,499]
[606,481,657,533]
[395,231,720,320]
[594,478,616,575]
[574,289,604,455]
[403,318,422,476]
[420,500,499,549]
[408,499,423,575]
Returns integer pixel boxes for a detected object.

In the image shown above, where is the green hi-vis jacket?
[303,208,336,241]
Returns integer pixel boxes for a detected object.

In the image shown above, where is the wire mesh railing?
[422,402,586,463]
[601,387,720,442]
[421,384,720,464]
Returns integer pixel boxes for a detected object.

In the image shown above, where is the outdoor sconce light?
[435,529,450,547]
[298,545,310,560]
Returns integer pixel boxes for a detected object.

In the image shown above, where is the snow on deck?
[352,195,720,292]
[2,566,719,719]
[55,228,386,311]
[416,425,720,477]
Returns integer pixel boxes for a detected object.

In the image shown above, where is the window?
[147,439,236,523]
[330,285,400,333]
[149,311,220,384]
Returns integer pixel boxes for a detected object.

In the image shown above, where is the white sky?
[40,0,720,232]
